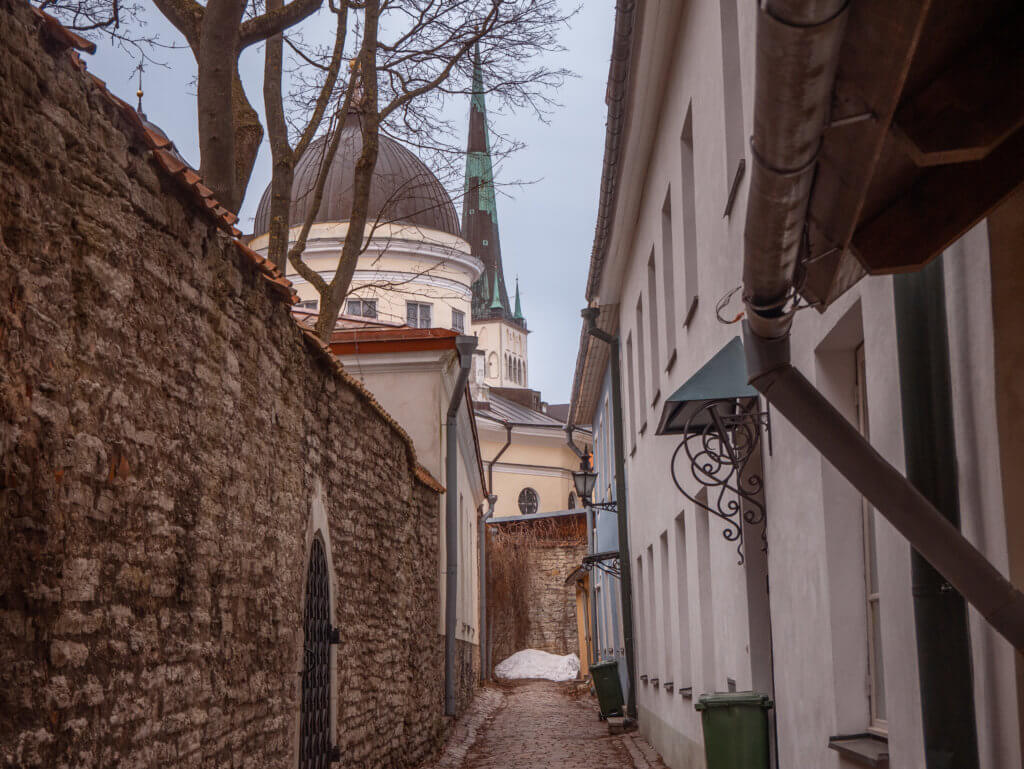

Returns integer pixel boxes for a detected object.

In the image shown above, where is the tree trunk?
[197,0,247,212]
[262,0,294,270]
[316,0,381,342]
[233,70,264,214]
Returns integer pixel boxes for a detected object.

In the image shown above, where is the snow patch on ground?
[494,649,580,682]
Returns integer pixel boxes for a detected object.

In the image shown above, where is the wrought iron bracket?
[583,550,621,579]
[586,500,620,512]
[670,397,770,564]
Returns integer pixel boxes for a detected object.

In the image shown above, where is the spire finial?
[135,61,145,117]
[513,277,524,321]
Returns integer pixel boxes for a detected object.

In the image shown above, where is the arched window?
[300,537,334,768]
[568,492,576,510]
[518,488,539,515]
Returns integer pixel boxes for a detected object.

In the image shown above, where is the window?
[626,333,637,446]
[660,532,672,677]
[681,109,699,326]
[661,191,678,359]
[568,492,576,510]
[296,298,319,310]
[406,301,432,328]
[346,298,377,318]
[451,308,465,333]
[647,250,660,395]
[517,488,539,515]
[635,298,647,427]
[674,512,692,687]
[719,0,746,215]
[856,344,887,729]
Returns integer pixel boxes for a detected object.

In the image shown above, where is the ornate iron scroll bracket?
[583,550,622,579]
[670,398,770,564]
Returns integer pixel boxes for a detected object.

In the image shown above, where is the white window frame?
[406,301,432,328]
[451,308,465,333]
[345,298,377,318]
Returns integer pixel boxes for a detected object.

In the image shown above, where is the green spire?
[489,270,504,311]
[513,278,523,320]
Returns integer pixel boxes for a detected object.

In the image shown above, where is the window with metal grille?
[300,536,335,768]
[518,488,539,515]
[345,298,377,318]
[407,302,432,328]
[452,309,465,333]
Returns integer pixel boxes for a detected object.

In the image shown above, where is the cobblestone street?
[427,681,667,769]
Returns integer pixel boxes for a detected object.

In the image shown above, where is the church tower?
[464,48,529,390]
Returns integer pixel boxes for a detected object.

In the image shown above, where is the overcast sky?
[84,1,612,405]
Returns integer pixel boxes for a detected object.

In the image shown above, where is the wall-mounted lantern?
[655,336,770,564]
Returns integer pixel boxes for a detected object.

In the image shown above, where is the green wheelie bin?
[589,659,625,719]
[694,691,773,769]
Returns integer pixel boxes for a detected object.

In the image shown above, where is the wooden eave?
[801,0,1024,309]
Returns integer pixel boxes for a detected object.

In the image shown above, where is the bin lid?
[694,691,773,711]
[589,659,619,672]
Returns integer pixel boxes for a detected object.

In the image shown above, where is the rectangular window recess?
[727,677,737,692]
[679,686,693,699]
[651,389,661,408]
[827,734,889,768]
[683,296,699,329]
[663,681,674,692]
[665,348,678,374]
[723,157,747,218]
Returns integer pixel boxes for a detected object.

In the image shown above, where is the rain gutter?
[740,0,1024,650]
[445,336,477,716]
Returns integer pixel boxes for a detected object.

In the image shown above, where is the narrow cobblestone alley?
[426,681,667,769]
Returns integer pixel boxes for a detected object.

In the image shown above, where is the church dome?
[253,122,460,237]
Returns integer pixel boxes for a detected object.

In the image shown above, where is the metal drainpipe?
[566,425,598,668]
[582,306,638,719]
[740,0,1024,650]
[445,335,478,717]
[479,422,512,682]
[478,493,497,682]
[894,258,980,768]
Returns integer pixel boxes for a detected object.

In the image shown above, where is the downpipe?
[445,335,477,716]
[478,492,497,682]
[583,307,638,719]
[742,325,1024,649]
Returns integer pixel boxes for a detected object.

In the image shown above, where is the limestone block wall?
[0,2,474,766]
[489,542,586,671]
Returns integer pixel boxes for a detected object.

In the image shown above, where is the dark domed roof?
[253,122,460,237]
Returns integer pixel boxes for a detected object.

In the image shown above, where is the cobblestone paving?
[436,681,666,769]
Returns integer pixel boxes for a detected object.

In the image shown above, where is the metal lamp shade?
[573,468,598,500]
[656,336,759,436]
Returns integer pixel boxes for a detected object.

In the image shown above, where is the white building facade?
[569,1,1024,767]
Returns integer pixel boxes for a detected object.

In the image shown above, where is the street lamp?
[572,453,598,505]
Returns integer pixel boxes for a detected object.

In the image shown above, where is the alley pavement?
[426,680,667,769]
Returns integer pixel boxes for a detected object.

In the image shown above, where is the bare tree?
[263,0,572,341]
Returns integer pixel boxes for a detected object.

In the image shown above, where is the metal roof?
[476,393,567,427]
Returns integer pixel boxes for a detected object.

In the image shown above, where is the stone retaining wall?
[0,2,473,765]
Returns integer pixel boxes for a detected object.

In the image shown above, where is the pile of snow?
[494,649,580,682]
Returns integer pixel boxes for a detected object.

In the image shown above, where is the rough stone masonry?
[0,1,475,766]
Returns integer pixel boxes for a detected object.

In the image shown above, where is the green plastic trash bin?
[589,659,625,719]
[694,691,773,769]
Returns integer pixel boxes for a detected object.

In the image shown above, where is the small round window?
[518,488,539,515]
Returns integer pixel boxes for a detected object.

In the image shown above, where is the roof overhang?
[799,0,1024,307]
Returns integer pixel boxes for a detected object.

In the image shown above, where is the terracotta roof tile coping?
[31,2,441,497]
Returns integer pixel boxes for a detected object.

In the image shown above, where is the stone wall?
[488,540,586,671]
[0,2,474,766]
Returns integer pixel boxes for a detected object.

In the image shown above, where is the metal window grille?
[518,488,539,515]
[300,537,334,768]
